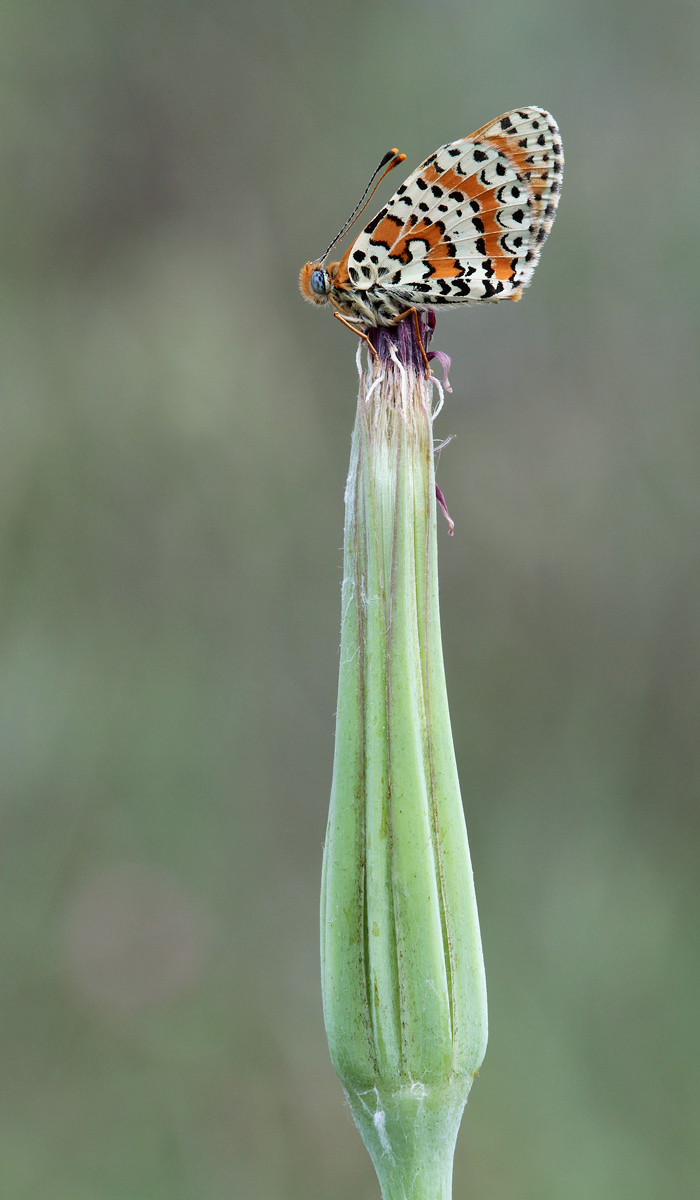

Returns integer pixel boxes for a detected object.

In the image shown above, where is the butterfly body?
[300,108,563,329]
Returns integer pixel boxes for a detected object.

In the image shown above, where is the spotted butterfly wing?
[328,108,562,327]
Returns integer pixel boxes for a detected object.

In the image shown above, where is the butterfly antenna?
[320,148,406,262]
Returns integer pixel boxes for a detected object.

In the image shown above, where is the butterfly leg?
[393,307,430,375]
[333,311,378,360]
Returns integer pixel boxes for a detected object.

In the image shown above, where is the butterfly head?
[300,148,405,312]
[299,261,332,306]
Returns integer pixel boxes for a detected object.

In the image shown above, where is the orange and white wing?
[341,107,563,308]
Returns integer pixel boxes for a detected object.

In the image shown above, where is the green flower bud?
[321,319,488,1200]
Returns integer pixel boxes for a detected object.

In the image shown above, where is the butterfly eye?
[310,268,329,296]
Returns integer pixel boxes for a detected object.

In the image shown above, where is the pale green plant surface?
[321,343,487,1199]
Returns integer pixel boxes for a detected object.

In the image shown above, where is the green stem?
[321,349,487,1200]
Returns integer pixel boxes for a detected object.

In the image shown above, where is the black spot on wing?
[363,207,388,235]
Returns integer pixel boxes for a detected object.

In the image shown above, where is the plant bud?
[321,316,487,1200]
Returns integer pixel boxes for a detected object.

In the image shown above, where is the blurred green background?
[1,1,698,1197]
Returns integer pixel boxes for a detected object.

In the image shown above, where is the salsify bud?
[320,314,488,1200]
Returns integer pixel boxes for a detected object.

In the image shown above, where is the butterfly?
[300,108,563,337]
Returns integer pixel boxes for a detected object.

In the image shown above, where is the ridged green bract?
[320,347,488,1200]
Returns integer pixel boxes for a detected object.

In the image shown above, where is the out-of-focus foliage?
[0,2,698,1197]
